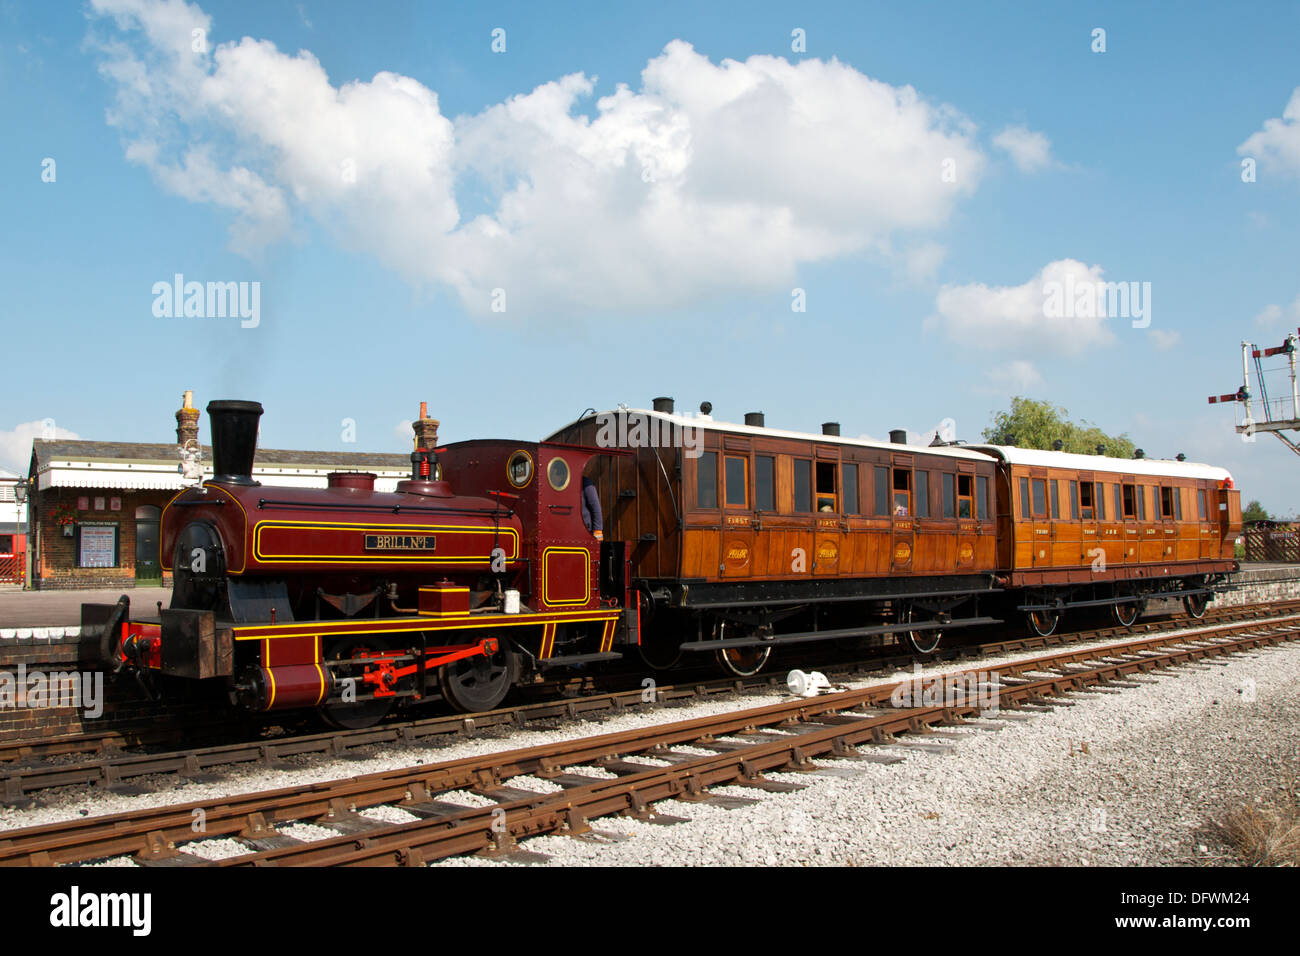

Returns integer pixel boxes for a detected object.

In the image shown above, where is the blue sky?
[2,0,1299,513]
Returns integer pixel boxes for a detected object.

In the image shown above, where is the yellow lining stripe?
[541,546,591,607]
[251,520,520,565]
[234,609,620,641]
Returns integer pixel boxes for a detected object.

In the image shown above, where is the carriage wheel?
[1183,592,1209,619]
[1025,607,1060,637]
[438,643,519,713]
[1112,600,1140,628]
[712,620,771,677]
[899,605,942,655]
[319,637,397,730]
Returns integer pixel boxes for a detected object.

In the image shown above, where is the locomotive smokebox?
[207,400,263,485]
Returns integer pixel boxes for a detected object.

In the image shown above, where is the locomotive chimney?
[206,400,263,486]
[889,429,907,445]
[745,412,765,427]
[412,400,440,451]
[822,422,840,436]
[176,390,200,448]
[652,396,675,413]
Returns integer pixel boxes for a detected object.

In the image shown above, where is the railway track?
[3,598,1296,804]
[2,609,1296,867]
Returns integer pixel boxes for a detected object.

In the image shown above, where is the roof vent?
[822,422,840,436]
[1096,444,1106,456]
[1176,453,1186,462]
[699,401,713,416]
[889,429,907,445]
[1134,448,1145,459]
[652,397,674,413]
[745,412,765,427]
[1052,439,1064,451]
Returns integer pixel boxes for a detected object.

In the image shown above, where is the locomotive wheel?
[1025,608,1060,637]
[319,637,397,730]
[1111,600,1140,628]
[438,644,519,713]
[1183,592,1209,619]
[898,605,942,655]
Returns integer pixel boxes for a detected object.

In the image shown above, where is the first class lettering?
[364,534,437,551]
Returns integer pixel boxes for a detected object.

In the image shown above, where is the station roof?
[29,440,411,492]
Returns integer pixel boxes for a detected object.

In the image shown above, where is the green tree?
[1242,500,1271,524]
[982,396,1137,458]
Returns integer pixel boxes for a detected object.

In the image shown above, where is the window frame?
[723,454,749,509]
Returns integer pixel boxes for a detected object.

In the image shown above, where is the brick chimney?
[412,401,439,451]
[176,390,200,449]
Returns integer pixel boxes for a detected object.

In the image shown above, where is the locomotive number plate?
[364,534,437,551]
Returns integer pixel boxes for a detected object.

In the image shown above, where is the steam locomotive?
[85,399,1241,729]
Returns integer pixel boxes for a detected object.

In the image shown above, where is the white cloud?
[1253,294,1300,328]
[88,1,988,316]
[929,258,1116,355]
[1239,88,1300,179]
[987,359,1043,392]
[1149,329,1181,350]
[393,420,412,446]
[0,421,82,473]
[992,124,1052,172]
[902,241,948,284]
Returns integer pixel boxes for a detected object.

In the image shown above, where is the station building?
[19,394,428,590]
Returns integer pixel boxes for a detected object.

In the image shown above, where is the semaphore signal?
[1208,330,1300,457]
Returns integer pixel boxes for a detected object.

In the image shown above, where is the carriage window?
[793,459,813,512]
[958,474,973,518]
[842,463,859,515]
[1031,478,1047,517]
[725,456,748,508]
[940,473,953,518]
[874,466,889,516]
[915,471,930,518]
[1160,486,1174,519]
[1174,487,1183,520]
[1137,485,1147,520]
[1096,483,1106,520]
[1049,480,1060,519]
[1019,477,1031,519]
[977,475,988,519]
[1122,483,1136,518]
[1114,484,1122,520]
[893,468,911,516]
[815,461,837,512]
[755,456,775,511]
[697,452,718,509]
[1197,489,1207,520]
[1079,481,1094,519]
[1069,480,1079,519]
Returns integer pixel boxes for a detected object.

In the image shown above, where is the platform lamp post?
[13,478,29,588]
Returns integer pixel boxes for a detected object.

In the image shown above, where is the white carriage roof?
[967,445,1232,482]
[584,409,996,463]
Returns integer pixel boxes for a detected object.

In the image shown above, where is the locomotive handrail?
[255,498,514,518]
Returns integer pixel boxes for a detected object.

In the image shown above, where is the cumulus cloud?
[987,359,1043,392]
[929,258,1117,355]
[87,0,988,316]
[0,420,82,473]
[1149,329,1181,351]
[1253,294,1300,328]
[992,125,1052,172]
[1239,88,1300,179]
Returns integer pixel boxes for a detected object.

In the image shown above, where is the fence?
[1244,521,1300,563]
[0,552,24,584]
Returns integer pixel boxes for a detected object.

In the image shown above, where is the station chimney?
[176,390,200,448]
[412,401,440,450]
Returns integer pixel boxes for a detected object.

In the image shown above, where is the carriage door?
[135,505,161,583]
[890,454,915,572]
[955,465,979,571]
[720,438,754,580]
[1027,471,1051,568]
[1074,472,1097,571]
[812,445,842,576]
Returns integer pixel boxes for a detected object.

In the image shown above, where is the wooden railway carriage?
[548,403,1006,672]
[968,445,1240,635]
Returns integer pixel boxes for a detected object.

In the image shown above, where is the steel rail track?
[3,598,1296,802]
[1,612,1296,867]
